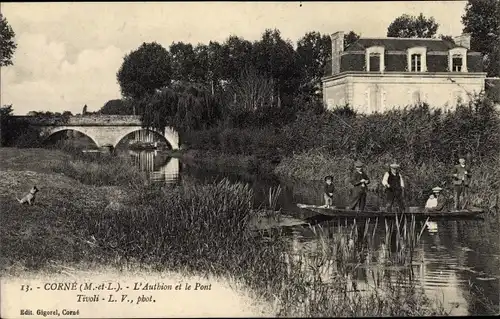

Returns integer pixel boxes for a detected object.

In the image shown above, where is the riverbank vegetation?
[0,147,453,316]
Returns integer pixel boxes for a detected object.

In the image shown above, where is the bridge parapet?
[13,115,143,126]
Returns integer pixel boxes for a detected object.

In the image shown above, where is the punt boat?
[296,203,485,220]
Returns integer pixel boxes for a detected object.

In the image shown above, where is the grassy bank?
[0,147,451,316]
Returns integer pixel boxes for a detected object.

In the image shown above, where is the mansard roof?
[345,37,467,52]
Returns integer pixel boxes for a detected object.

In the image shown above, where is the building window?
[411,54,422,72]
[448,48,467,72]
[369,53,380,72]
[407,47,427,72]
[365,46,385,72]
[452,55,463,71]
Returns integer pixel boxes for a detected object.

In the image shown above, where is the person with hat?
[381,163,406,212]
[451,156,472,210]
[425,187,446,212]
[323,175,335,208]
[348,160,370,212]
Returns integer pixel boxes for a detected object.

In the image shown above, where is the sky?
[1,1,469,115]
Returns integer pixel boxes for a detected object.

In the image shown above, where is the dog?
[16,186,39,205]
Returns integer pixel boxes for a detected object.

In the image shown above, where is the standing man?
[382,163,406,212]
[452,156,472,210]
[349,160,370,212]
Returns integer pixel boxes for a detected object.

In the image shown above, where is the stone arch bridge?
[15,115,179,150]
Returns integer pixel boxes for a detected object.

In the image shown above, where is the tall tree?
[116,42,172,101]
[297,31,331,94]
[387,13,439,38]
[99,99,134,115]
[344,31,360,49]
[0,13,17,67]
[252,29,303,102]
[462,0,500,77]
[221,35,254,82]
[170,42,197,82]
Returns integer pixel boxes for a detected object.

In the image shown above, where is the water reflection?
[124,151,498,315]
[126,150,180,184]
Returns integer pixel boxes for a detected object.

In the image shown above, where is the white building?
[322,32,487,114]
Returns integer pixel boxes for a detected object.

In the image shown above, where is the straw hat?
[389,163,400,168]
[432,187,443,192]
[324,175,333,181]
[354,160,364,167]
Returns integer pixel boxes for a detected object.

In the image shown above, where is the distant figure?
[425,187,446,212]
[452,156,472,210]
[348,160,370,212]
[382,163,406,212]
[323,175,335,208]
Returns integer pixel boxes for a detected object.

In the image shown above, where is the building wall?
[323,74,485,113]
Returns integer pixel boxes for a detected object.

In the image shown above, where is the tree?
[252,29,303,103]
[297,31,331,95]
[440,35,456,44]
[0,13,17,67]
[462,0,500,77]
[227,67,274,111]
[170,42,197,82]
[116,42,172,100]
[99,99,134,115]
[387,13,439,38]
[344,31,360,49]
[82,104,88,115]
[221,35,254,82]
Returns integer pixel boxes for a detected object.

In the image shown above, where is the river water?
[125,150,499,316]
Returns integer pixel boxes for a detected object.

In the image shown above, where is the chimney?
[331,31,345,75]
[453,33,471,50]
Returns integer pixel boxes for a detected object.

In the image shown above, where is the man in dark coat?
[348,160,370,211]
[452,156,472,210]
[382,163,406,212]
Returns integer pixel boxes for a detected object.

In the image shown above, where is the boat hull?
[296,204,485,220]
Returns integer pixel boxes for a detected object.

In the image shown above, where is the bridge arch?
[112,127,176,149]
[41,127,100,148]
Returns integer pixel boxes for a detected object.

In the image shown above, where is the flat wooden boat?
[296,203,485,219]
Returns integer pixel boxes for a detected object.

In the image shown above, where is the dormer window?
[411,54,422,72]
[448,47,467,72]
[407,47,427,72]
[365,46,385,72]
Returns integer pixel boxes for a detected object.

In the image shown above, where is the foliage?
[387,13,439,38]
[226,67,274,111]
[344,31,361,49]
[116,42,172,100]
[462,0,500,77]
[440,35,455,44]
[139,82,224,133]
[0,13,17,67]
[99,99,134,115]
[296,31,332,96]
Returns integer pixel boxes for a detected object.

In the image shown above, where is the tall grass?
[67,177,448,316]
[48,140,148,188]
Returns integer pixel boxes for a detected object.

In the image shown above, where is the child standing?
[324,175,335,208]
